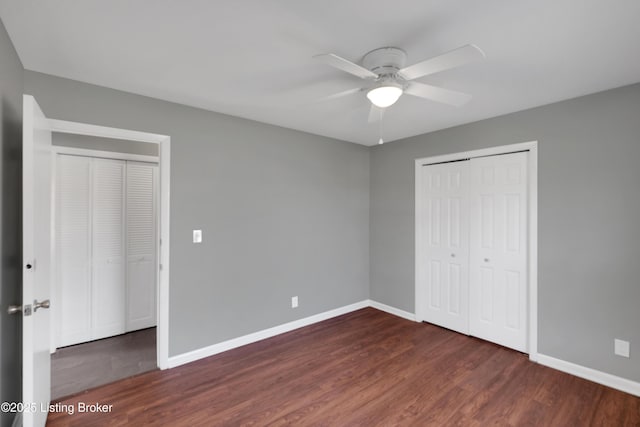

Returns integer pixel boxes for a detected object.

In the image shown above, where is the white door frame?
[48,118,171,369]
[52,145,159,164]
[415,141,538,361]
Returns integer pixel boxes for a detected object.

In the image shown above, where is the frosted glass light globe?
[367,86,402,108]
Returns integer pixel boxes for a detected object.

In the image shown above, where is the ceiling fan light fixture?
[367,85,403,108]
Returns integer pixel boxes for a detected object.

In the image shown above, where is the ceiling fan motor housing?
[361,47,407,79]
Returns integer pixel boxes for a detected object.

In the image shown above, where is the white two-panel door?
[416,160,470,334]
[469,152,528,352]
[417,151,528,352]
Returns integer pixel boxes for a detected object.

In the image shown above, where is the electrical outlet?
[193,229,202,243]
[614,339,630,358]
[291,296,298,308]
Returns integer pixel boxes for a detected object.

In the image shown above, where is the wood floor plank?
[46,308,640,426]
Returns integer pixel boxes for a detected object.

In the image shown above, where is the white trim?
[167,301,369,368]
[416,141,537,166]
[52,145,158,163]
[46,115,171,370]
[49,119,167,144]
[157,136,171,369]
[368,300,416,322]
[50,137,58,354]
[537,353,640,397]
[527,143,539,361]
[167,300,420,369]
[414,141,539,359]
[414,157,426,323]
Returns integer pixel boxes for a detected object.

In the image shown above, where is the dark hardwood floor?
[51,327,157,400]
[47,308,640,426]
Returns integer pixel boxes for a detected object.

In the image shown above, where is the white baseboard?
[167,300,369,368]
[368,299,416,322]
[168,299,417,369]
[168,302,640,399]
[537,353,640,397]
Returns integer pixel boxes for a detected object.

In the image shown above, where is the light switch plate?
[291,296,298,308]
[614,339,630,358]
[193,229,202,243]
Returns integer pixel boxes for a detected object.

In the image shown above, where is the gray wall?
[25,71,370,356]
[370,83,640,382]
[53,133,158,156]
[0,29,634,399]
[0,17,23,427]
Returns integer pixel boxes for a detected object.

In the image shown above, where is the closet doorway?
[415,141,538,357]
[50,133,160,399]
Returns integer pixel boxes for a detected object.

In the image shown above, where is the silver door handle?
[484,258,490,262]
[33,299,50,312]
[7,305,22,315]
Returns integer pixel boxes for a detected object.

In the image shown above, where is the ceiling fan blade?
[368,105,385,123]
[398,44,485,81]
[314,53,378,79]
[404,82,472,107]
[317,87,363,103]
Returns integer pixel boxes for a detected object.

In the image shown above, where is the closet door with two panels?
[417,151,528,352]
[56,154,157,348]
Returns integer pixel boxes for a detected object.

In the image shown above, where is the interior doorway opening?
[50,135,160,399]
[21,95,171,425]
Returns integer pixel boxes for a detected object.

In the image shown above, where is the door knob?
[451,253,456,258]
[7,305,22,315]
[33,299,50,312]
[484,258,490,262]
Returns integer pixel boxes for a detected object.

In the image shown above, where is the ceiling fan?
[314,44,485,123]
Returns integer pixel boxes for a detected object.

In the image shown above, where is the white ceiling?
[2,0,640,146]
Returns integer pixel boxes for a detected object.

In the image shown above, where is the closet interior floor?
[51,327,157,401]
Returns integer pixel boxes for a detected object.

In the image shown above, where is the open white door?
[22,95,52,426]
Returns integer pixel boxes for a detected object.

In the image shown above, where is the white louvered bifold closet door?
[126,162,158,331]
[56,155,92,347]
[56,154,157,348]
[91,158,127,340]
